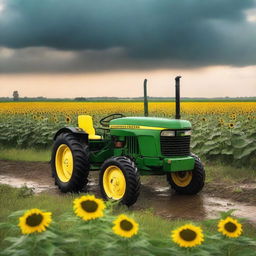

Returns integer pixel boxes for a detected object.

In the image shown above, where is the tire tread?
[99,156,141,206]
[51,132,90,193]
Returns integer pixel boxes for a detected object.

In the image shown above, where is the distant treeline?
[0,96,256,102]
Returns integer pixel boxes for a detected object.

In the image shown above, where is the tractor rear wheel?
[167,154,205,194]
[99,156,141,206]
[51,132,90,193]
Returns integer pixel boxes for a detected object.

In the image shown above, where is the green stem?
[125,239,130,256]
[86,221,91,256]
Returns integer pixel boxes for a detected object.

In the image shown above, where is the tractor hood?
[109,117,191,130]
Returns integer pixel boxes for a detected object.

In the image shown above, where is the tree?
[13,91,19,101]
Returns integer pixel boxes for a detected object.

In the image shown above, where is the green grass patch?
[205,160,256,183]
[0,148,51,162]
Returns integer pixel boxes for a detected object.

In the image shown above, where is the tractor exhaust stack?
[175,76,181,119]
[144,79,149,117]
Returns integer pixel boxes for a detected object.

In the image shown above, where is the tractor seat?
[78,115,102,140]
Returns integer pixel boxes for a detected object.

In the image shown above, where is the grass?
[205,159,256,183]
[0,147,51,162]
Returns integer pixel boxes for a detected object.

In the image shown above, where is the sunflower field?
[0,101,255,167]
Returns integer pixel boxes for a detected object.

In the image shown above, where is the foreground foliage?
[0,102,255,167]
[1,193,256,256]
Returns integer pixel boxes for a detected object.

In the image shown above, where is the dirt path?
[1,160,256,223]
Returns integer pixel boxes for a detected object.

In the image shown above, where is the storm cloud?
[0,0,256,73]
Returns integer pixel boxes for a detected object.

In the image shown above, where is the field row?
[1,102,255,115]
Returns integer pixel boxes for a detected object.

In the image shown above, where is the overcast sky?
[0,0,256,98]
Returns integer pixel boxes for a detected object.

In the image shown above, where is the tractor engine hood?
[109,117,191,130]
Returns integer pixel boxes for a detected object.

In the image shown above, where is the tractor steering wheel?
[100,113,125,127]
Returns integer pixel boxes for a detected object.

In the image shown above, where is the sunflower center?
[120,220,133,231]
[81,200,98,213]
[180,229,197,241]
[224,222,237,233]
[26,213,43,227]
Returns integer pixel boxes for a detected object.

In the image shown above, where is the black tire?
[167,154,205,194]
[51,132,90,193]
[99,156,141,206]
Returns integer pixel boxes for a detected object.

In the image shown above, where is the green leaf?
[41,243,56,256]
[233,145,256,160]
[221,148,233,155]
[232,137,254,149]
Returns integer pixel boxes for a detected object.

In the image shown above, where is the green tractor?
[51,77,205,206]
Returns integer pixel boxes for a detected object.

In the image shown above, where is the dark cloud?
[0,0,256,72]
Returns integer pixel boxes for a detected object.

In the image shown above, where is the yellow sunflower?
[18,208,52,235]
[229,113,236,119]
[171,224,204,248]
[218,217,242,238]
[73,195,106,221]
[112,214,139,238]
[228,123,234,129]
[66,116,71,124]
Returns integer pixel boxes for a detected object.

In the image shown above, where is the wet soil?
[0,160,256,223]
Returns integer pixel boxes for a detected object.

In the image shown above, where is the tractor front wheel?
[99,156,141,206]
[51,132,90,193]
[167,154,205,194]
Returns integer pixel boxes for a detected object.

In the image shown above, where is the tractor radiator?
[126,136,139,155]
[160,135,190,157]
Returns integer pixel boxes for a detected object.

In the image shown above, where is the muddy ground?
[1,160,256,223]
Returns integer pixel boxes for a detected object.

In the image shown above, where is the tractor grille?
[160,135,190,157]
[126,136,139,155]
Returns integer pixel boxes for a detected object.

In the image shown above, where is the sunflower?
[66,116,71,124]
[229,113,236,119]
[228,123,234,129]
[112,214,139,238]
[18,208,52,235]
[218,217,242,238]
[171,224,204,248]
[73,195,106,221]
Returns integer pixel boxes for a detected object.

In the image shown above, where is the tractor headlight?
[184,130,192,136]
[161,130,175,136]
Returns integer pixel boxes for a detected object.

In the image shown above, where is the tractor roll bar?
[175,76,182,119]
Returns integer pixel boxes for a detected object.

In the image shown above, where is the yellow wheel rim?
[103,165,126,200]
[171,171,192,187]
[55,144,73,182]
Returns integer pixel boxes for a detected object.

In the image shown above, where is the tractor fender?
[53,127,88,142]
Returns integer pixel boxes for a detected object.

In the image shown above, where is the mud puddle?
[1,172,255,224]
[0,175,57,193]
[135,185,256,223]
